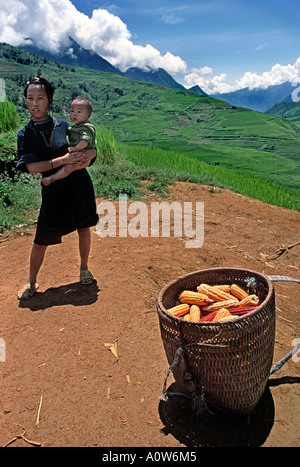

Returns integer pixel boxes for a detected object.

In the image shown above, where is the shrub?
[96,127,116,165]
[0,100,20,132]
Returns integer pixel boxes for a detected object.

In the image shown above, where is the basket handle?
[266,275,300,284]
[270,341,300,375]
[267,274,299,375]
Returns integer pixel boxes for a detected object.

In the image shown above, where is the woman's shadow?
[18,280,100,311]
[158,376,300,447]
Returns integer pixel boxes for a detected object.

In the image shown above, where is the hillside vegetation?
[267,100,300,126]
[0,42,299,227]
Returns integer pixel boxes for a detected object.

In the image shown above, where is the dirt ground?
[0,181,299,448]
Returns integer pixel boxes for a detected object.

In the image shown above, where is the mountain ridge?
[212,82,296,112]
[20,37,122,75]
[19,37,197,94]
[10,38,297,112]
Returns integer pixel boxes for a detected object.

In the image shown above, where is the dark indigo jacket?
[17,118,70,174]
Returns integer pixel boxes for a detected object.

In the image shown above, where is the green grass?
[120,144,300,212]
[0,173,41,232]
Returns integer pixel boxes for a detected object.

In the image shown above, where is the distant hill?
[211,82,296,112]
[187,85,207,97]
[20,37,122,75]
[123,66,185,91]
[266,100,300,124]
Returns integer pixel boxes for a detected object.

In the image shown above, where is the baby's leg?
[41,164,75,186]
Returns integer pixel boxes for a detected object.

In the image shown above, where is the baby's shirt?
[67,121,96,149]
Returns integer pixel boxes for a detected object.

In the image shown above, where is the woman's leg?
[29,243,48,285]
[77,227,94,284]
[17,243,47,299]
[77,227,91,271]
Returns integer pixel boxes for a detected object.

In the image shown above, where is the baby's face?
[70,102,91,124]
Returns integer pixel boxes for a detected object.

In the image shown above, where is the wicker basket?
[157,267,276,415]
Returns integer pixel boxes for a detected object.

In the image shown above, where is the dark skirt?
[34,168,98,245]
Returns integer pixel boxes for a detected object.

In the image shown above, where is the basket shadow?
[18,280,100,311]
[158,383,274,447]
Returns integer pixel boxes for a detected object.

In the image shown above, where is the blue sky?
[70,0,300,91]
[71,0,299,71]
[1,0,299,93]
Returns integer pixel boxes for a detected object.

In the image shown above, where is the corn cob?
[167,303,190,317]
[197,283,231,294]
[238,294,260,307]
[197,283,238,302]
[219,315,237,322]
[202,299,240,313]
[211,284,231,293]
[183,312,191,321]
[213,308,234,322]
[230,283,249,300]
[179,290,213,306]
[200,311,218,322]
[190,304,201,321]
[197,283,210,294]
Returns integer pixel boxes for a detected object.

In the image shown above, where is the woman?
[17,75,99,300]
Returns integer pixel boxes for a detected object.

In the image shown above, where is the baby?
[42,96,96,186]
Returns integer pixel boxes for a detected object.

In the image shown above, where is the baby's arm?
[69,139,89,152]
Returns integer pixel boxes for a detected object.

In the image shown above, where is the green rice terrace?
[0,42,299,233]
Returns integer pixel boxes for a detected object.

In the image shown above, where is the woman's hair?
[24,74,55,106]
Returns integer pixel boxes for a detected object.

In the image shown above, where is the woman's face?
[26,84,50,122]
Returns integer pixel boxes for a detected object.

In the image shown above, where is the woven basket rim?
[157,266,274,326]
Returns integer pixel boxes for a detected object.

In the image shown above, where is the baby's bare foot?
[41,176,53,186]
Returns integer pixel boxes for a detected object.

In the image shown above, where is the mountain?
[187,85,207,97]
[123,66,186,91]
[20,38,187,91]
[20,37,122,75]
[211,82,296,112]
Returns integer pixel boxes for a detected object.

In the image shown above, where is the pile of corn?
[167,283,260,323]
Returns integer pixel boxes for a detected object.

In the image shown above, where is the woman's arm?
[25,151,82,174]
[68,148,97,167]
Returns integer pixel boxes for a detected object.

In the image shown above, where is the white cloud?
[0,0,187,74]
[184,58,300,94]
[1,0,299,93]
[161,13,185,25]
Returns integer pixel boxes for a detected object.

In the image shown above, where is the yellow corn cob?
[212,284,231,293]
[213,308,233,322]
[230,283,249,300]
[197,284,238,302]
[197,283,210,294]
[190,304,201,321]
[197,283,231,294]
[179,290,213,306]
[218,315,237,322]
[202,299,239,312]
[238,294,260,306]
[183,313,191,321]
[167,303,190,317]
